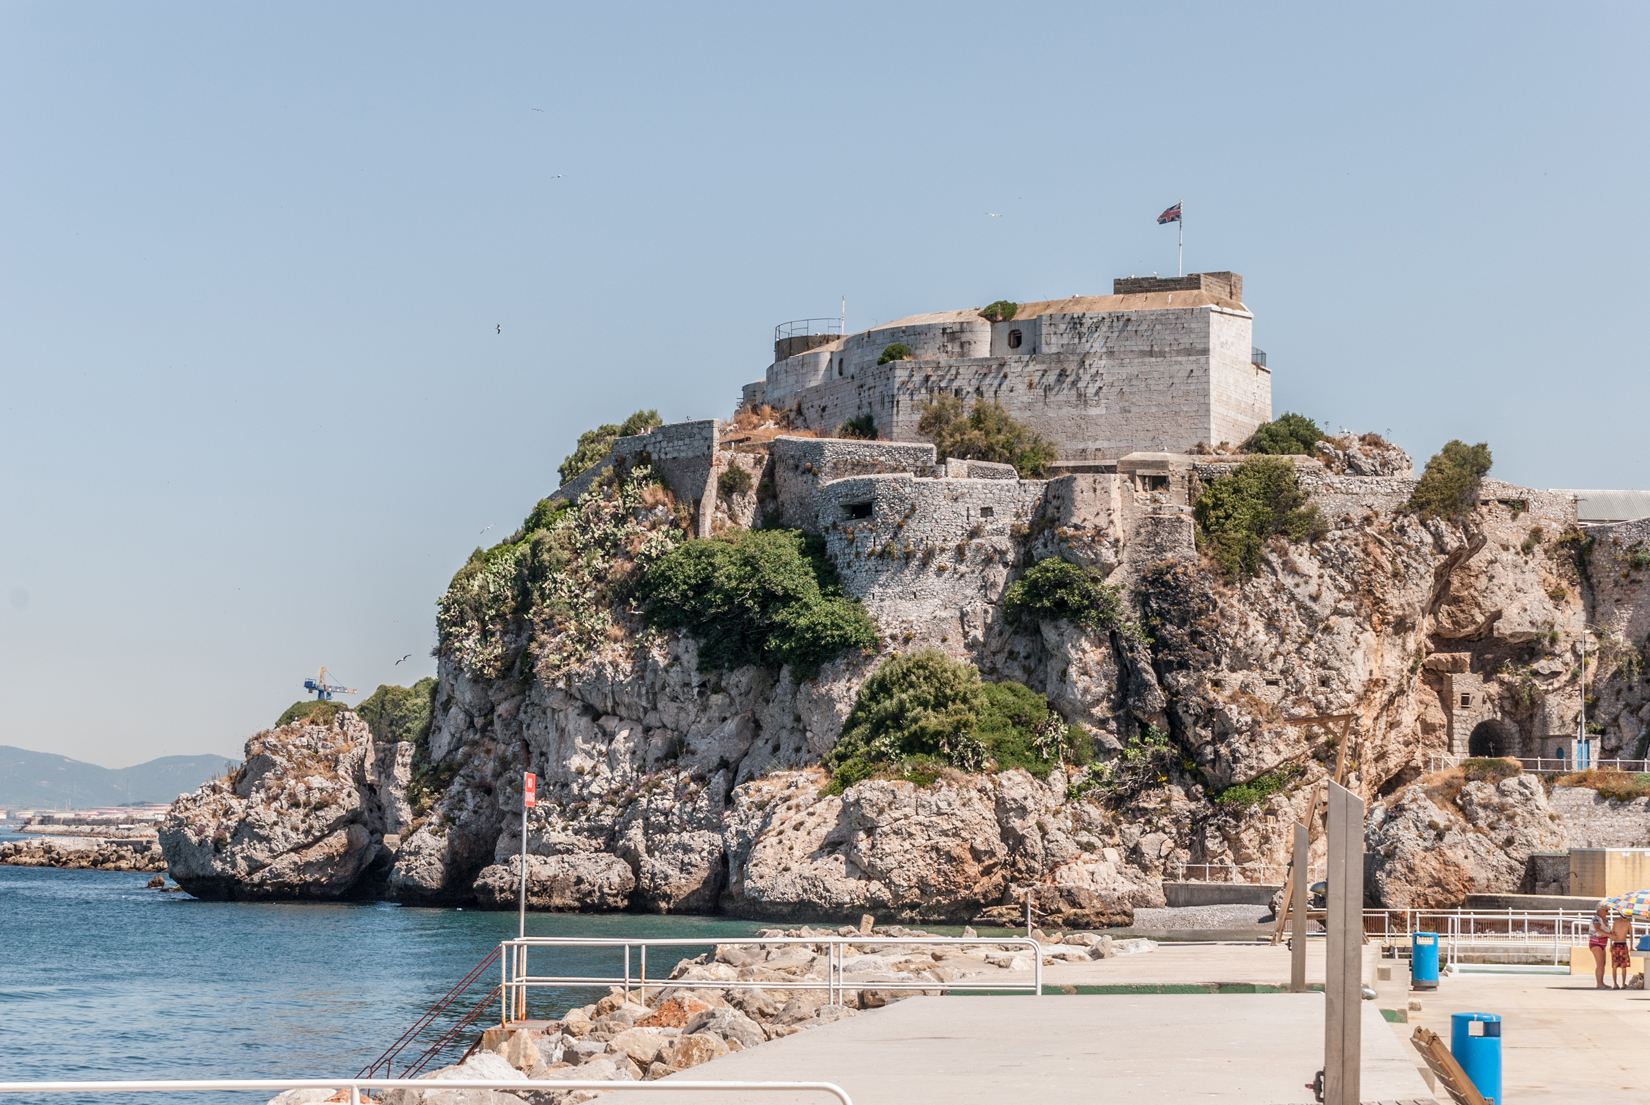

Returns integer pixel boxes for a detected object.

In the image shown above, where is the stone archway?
[1467,719,1520,758]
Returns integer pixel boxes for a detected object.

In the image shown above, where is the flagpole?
[1178,207,1183,277]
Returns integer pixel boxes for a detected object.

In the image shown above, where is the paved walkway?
[1405,969,1650,1102]
[598,991,1433,1105]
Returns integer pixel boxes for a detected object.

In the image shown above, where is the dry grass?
[1553,768,1650,802]
[725,405,823,451]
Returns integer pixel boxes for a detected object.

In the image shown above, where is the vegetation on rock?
[876,343,913,365]
[1194,455,1326,580]
[1005,557,1125,631]
[823,649,1081,793]
[637,528,877,681]
[1068,724,1175,804]
[978,300,1017,322]
[916,396,1058,478]
[717,465,754,500]
[1216,763,1305,806]
[355,678,437,744]
[1242,412,1324,455]
[557,409,663,485]
[1406,440,1492,520]
[439,460,683,679]
[839,413,878,440]
[275,700,351,727]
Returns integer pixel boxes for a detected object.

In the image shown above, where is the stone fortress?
[550,270,1648,768]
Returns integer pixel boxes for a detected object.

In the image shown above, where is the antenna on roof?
[841,295,846,335]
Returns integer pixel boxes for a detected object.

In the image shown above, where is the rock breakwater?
[0,836,166,872]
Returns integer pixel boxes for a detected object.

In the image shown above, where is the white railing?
[1167,862,1322,885]
[1363,908,1648,968]
[1428,754,1650,774]
[498,934,1044,1021]
[0,1080,851,1104]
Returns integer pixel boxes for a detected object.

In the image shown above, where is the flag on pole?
[1156,202,1182,225]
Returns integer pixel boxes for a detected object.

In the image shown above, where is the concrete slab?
[1404,970,1650,1102]
[992,939,1350,990]
[598,993,1435,1105]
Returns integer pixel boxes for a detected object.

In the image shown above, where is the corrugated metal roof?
[1551,490,1650,523]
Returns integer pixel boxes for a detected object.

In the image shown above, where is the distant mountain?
[0,746,237,810]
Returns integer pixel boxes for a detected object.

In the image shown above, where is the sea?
[0,842,771,1103]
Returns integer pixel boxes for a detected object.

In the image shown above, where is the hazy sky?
[2,2,1645,767]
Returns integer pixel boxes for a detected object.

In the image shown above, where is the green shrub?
[1243,412,1324,456]
[557,409,663,485]
[718,465,754,499]
[637,528,877,680]
[1406,440,1492,520]
[916,396,1058,479]
[1004,558,1124,630]
[840,413,878,440]
[1460,756,1522,785]
[823,650,1074,791]
[979,300,1018,323]
[276,700,351,727]
[354,678,437,744]
[877,343,913,365]
[1216,763,1305,806]
[1194,456,1326,580]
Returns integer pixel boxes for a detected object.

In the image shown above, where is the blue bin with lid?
[1412,931,1440,990]
[1451,1012,1502,1104]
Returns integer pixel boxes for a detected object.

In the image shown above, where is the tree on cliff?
[557,409,663,485]
[916,396,1058,479]
[1406,440,1493,521]
[1194,456,1327,580]
[1243,412,1324,455]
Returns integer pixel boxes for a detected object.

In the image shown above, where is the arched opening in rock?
[1467,719,1520,758]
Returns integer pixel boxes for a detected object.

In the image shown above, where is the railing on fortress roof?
[1251,347,1266,367]
[1428,754,1650,775]
[774,317,845,341]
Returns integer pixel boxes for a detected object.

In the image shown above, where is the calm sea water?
[0,861,768,1101]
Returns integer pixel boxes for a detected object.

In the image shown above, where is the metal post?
[518,801,528,940]
[1291,822,1308,992]
[1324,781,1364,1105]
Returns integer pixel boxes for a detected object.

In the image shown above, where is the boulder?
[634,995,711,1028]
[668,1032,730,1070]
[377,1051,526,1105]
[471,854,634,912]
[605,1027,673,1068]
[683,1008,766,1049]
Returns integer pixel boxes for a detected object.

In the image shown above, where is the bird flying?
[531,108,544,112]
[496,324,501,334]
[395,654,411,665]
[480,524,494,535]
[986,213,1002,217]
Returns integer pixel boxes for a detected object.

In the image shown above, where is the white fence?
[1167,862,1322,885]
[1428,754,1650,775]
[499,934,1045,1022]
[1364,907,1648,967]
[0,1080,851,1104]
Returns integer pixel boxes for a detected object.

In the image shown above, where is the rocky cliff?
[162,442,1650,915]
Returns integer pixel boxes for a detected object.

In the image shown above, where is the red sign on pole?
[523,772,537,808]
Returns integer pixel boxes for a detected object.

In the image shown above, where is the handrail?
[1428,753,1649,774]
[774,318,844,341]
[0,1079,853,1105]
[498,934,1044,1023]
[357,947,502,1078]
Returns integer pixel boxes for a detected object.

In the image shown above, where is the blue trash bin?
[1412,931,1440,990]
[1451,1012,1502,1104]
[1637,934,1650,953]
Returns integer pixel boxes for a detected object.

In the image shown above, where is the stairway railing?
[356,946,502,1079]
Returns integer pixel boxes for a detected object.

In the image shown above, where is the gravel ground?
[1129,904,1276,930]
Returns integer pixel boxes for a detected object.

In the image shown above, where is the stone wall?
[766,437,937,531]
[551,420,722,536]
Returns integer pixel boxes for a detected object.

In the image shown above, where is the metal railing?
[1251,347,1266,367]
[774,318,844,341]
[0,1079,852,1105]
[358,947,502,1078]
[1363,908,1648,968]
[499,934,1044,1022]
[1166,862,1321,884]
[1427,754,1650,774]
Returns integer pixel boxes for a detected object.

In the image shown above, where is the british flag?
[1156,202,1182,225]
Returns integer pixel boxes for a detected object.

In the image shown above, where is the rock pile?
[0,837,166,872]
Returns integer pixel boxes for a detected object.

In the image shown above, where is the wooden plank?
[1410,1026,1488,1105]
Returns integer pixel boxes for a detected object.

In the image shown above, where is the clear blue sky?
[2,2,1645,766]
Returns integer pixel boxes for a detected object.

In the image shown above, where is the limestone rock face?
[159,713,411,901]
[1365,775,1566,908]
[471,853,636,911]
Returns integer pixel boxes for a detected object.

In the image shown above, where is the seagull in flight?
[531,108,544,112]
[480,524,494,535]
[986,212,1002,217]
[394,654,412,666]
[496,324,501,334]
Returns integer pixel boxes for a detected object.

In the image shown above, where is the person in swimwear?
[1590,904,1614,989]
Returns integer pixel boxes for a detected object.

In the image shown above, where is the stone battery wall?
[817,473,1047,650]
[766,437,938,531]
[551,419,723,536]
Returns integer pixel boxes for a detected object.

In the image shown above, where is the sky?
[1,2,1646,767]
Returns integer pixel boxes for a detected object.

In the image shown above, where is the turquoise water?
[0,863,768,1100]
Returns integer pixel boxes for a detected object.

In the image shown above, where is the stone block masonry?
[551,419,722,536]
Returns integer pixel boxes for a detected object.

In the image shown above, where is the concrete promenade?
[599,992,1433,1104]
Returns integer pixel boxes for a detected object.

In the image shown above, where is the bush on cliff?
[839,413,877,440]
[637,528,877,681]
[1406,440,1493,521]
[916,396,1058,479]
[275,700,351,727]
[979,300,1018,322]
[876,343,913,365]
[355,678,437,744]
[1005,558,1125,631]
[823,649,1084,792]
[1242,412,1323,456]
[1194,455,1326,580]
[557,409,662,485]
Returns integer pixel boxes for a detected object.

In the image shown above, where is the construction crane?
[303,665,357,701]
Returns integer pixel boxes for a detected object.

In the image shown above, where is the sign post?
[519,772,536,940]
[1324,780,1365,1105]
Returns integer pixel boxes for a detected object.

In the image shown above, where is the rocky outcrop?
[159,713,413,900]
